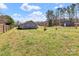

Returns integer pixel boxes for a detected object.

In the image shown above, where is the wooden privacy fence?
[0,24,10,33]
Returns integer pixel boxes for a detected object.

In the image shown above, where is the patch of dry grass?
[0,27,79,56]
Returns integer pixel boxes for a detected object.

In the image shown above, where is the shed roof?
[0,15,9,24]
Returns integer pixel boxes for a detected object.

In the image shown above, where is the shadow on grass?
[17,28,38,30]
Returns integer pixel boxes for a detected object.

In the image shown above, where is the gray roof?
[19,21,38,29]
[0,15,9,24]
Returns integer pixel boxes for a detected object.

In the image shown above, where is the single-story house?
[74,23,79,26]
[63,21,74,26]
[36,21,48,26]
[0,15,10,33]
[18,21,38,29]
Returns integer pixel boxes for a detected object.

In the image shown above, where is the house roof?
[0,15,9,24]
[19,21,38,29]
[22,21,37,25]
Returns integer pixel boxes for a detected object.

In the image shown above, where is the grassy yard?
[0,27,79,56]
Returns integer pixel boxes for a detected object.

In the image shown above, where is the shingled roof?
[18,21,38,29]
[0,15,9,24]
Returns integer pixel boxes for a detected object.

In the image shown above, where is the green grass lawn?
[0,26,79,56]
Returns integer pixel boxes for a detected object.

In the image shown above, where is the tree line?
[46,3,79,27]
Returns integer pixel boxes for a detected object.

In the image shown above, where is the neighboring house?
[62,21,74,26]
[18,21,38,29]
[74,22,79,26]
[36,21,48,26]
[0,15,10,33]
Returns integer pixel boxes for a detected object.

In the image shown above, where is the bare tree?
[46,10,54,27]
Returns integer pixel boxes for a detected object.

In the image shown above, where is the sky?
[0,3,72,22]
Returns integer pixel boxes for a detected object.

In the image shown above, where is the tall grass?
[0,27,79,56]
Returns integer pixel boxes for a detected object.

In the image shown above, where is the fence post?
[3,24,5,33]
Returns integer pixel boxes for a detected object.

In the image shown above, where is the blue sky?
[0,3,71,22]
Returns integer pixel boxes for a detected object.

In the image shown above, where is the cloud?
[12,13,21,17]
[59,4,63,8]
[54,4,63,9]
[11,11,46,23]
[27,11,46,21]
[0,3,8,9]
[11,13,24,22]
[29,11,43,16]
[20,3,41,11]
[54,6,58,9]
